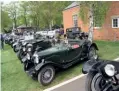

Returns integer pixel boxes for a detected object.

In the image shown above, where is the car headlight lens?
[28,48,32,51]
[33,53,39,63]
[27,54,30,60]
[23,47,26,51]
[104,64,115,77]
[27,44,32,52]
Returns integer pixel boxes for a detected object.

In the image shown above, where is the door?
[64,46,82,63]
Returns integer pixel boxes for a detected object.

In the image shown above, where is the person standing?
[64,34,68,44]
[0,33,4,49]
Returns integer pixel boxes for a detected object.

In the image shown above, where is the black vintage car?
[5,34,14,45]
[17,38,52,61]
[13,33,43,53]
[66,27,88,39]
[82,59,119,91]
[23,39,98,85]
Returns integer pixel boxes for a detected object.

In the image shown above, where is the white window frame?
[72,14,78,27]
[112,18,119,28]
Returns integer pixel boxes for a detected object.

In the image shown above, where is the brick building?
[63,2,119,41]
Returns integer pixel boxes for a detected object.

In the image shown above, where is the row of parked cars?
[5,27,99,86]
[4,27,119,90]
[36,29,61,38]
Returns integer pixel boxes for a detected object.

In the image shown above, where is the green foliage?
[28,1,71,28]
[79,1,110,26]
[1,10,12,32]
[93,2,110,27]
[79,4,89,24]
[2,1,71,30]
[18,2,29,26]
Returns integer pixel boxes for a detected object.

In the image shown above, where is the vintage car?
[23,39,98,86]
[82,59,119,91]
[17,38,52,61]
[5,34,14,45]
[13,33,43,52]
[66,27,88,39]
[4,33,11,44]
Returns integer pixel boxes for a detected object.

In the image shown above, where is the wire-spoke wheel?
[38,65,55,86]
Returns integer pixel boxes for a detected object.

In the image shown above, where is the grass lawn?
[1,40,119,91]
[96,41,119,59]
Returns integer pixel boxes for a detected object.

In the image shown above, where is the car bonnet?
[37,45,67,57]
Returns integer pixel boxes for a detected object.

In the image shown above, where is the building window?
[112,18,119,28]
[94,16,101,29]
[73,14,78,27]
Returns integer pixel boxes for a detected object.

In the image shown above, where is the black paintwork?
[17,38,52,61]
[83,59,119,91]
[24,39,98,78]
[83,59,119,74]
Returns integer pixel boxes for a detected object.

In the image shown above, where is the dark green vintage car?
[23,39,98,86]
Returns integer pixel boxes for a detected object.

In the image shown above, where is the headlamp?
[104,64,115,77]
[23,47,26,51]
[28,48,32,51]
[33,53,39,63]
[27,53,30,60]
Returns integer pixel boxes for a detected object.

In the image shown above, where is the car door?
[64,46,82,63]
[53,47,69,64]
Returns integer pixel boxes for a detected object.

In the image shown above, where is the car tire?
[88,46,97,60]
[86,72,111,91]
[17,51,23,61]
[85,72,97,91]
[17,51,21,60]
[38,65,55,86]
[5,40,7,44]
[13,46,17,52]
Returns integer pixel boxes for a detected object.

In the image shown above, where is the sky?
[1,0,14,4]
[1,0,119,5]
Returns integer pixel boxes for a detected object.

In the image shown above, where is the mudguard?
[35,60,62,72]
[13,42,18,47]
[90,43,98,50]
[35,61,56,71]
[82,59,103,74]
[35,62,44,71]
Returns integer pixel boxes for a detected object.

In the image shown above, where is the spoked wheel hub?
[38,66,55,86]
[43,69,52,81]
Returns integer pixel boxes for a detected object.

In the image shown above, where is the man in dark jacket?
[0,34,4,49]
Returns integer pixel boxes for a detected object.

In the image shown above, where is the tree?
[27,1,42,28]
[27,1,71,29]
[39,1,71,29]
[18,2,29,26]
[79,1,110,42]
[2,1,71,30]
[5,2,18,28]
[1,11,12,32]
[1,2,12,32]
